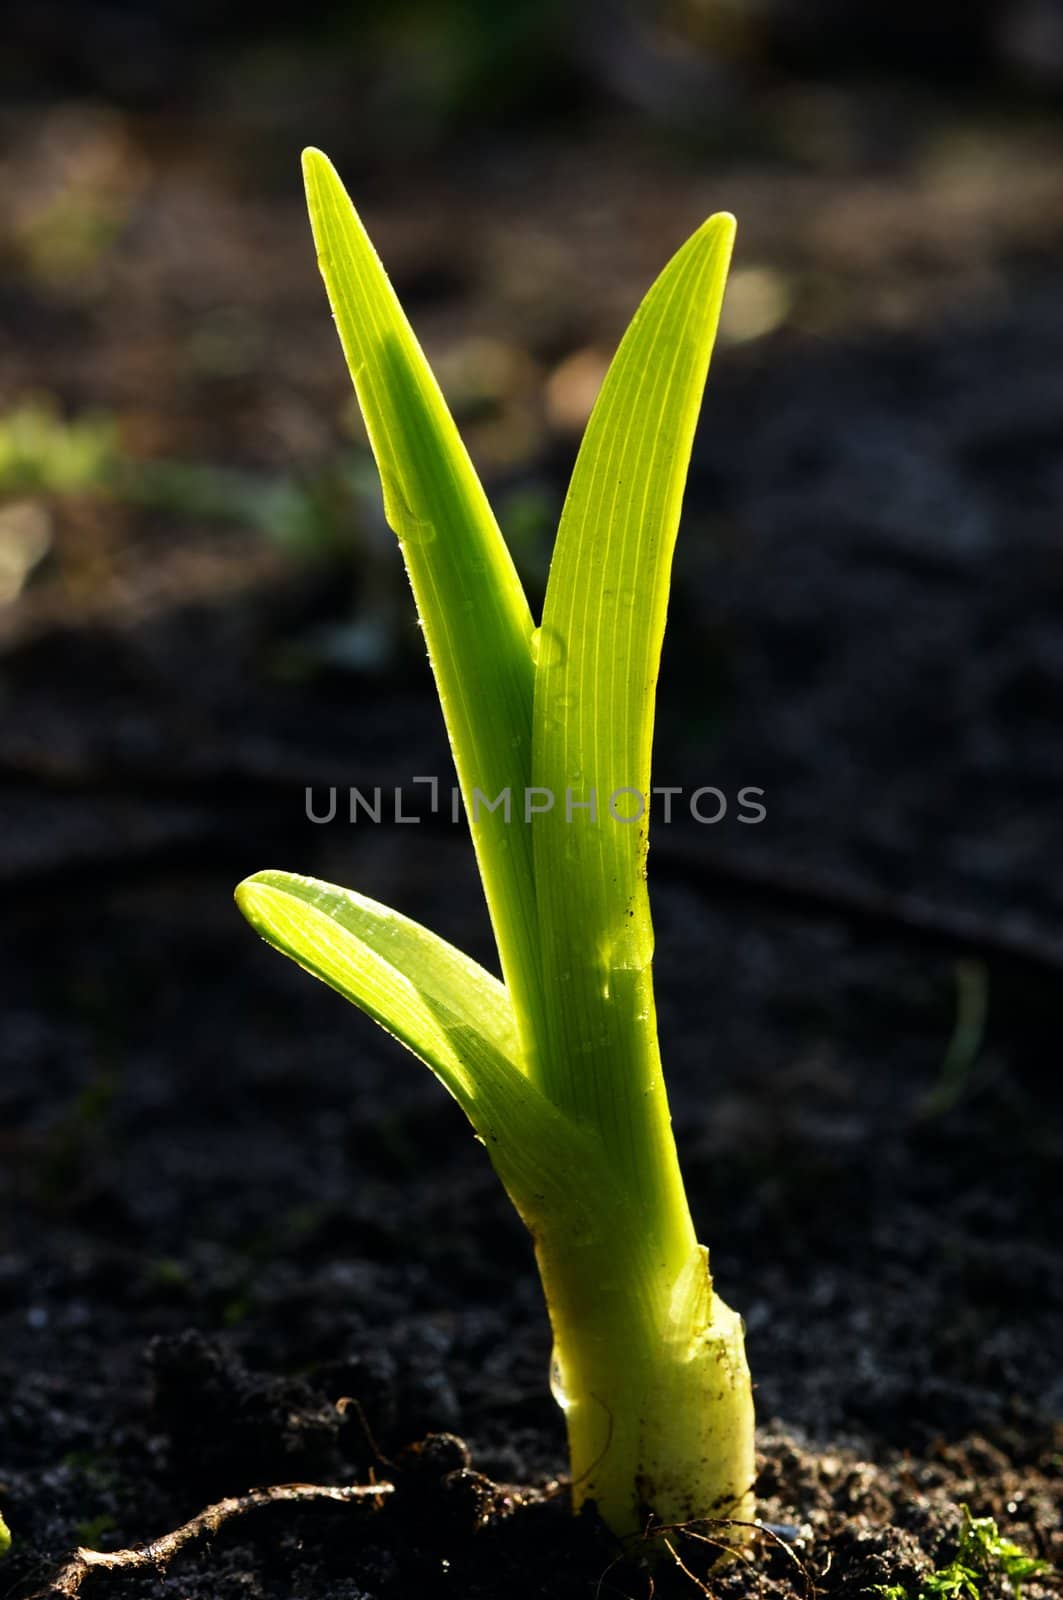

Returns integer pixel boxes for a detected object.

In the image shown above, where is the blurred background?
[2,0,1063,924]
[1,1,1062,1580]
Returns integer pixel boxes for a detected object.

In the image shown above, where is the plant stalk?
[533,1215,755,1541]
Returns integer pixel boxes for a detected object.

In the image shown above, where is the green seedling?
[0,1511,11,1558]
[876,1507,1051,1600]
[236,149,751,1545]
[919,960,988,1118]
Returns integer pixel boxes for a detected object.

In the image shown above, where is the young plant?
[236,149,752,1545]
[875,1507,1051,1600]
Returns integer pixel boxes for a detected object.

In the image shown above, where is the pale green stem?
[533,1214,756,1541]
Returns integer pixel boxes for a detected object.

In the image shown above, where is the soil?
[1,29,1062,1600]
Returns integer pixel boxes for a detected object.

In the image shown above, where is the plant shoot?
[236,148,753,1545]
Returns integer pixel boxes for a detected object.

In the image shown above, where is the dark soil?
[1,38,1062,1600]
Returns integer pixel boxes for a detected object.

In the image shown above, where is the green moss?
[958,1510,1051,1598]
[876,1508,1051,1600]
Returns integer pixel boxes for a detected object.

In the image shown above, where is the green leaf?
[301,149,543,1073]
[236,869,517,1093]
[958,1509,1051,1598]
[531,214,735,1249]
[874,1510,1054,1600]
[235,870,603,1223]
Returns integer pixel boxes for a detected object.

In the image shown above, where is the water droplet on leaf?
[530,625,566,669]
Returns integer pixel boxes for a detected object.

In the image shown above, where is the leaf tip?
[697,210,737,257]
[301,145,331,180]
[301,147,343,214]
[234,871,276,927]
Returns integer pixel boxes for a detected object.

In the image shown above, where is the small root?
[655,1516,814,1600]
[37,1479,394,1598]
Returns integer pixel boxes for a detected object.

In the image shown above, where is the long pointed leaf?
[531,215,735,1254]
[302,150,543,1072]
[235,870,599,1222]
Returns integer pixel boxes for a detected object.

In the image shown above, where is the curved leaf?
[235,870,599,1223]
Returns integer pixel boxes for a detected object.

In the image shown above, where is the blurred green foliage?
[0,402,119,498]
[0,399,365,561]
